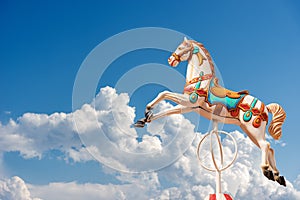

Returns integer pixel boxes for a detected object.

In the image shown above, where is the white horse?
[134,37,287,186]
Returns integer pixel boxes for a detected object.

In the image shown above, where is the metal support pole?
[197,120,238,200]
[211,120,222,198]
[216,171,222,198]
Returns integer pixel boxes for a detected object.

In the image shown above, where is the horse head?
[168,37,193,67]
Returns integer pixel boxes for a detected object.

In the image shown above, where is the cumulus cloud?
[28,181,127,200]
[0,176,41,200]
[2,173,159,200]
[0,86,195,172]
[7,131,300,200]
[156,132,300,199]
[0,112,80,159]
[0,86,300,199]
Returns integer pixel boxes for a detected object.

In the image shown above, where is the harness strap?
[187,74,213,85]
[183,87,207,95]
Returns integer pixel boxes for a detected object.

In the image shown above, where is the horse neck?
[186,47,214,88]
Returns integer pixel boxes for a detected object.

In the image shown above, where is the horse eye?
[178,47,183,50]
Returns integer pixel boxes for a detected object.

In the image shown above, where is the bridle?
[173,43,214,88]
[172,45,194,62]
[171,52,181,62]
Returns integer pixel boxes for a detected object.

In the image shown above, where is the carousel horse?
[134,37,286,186]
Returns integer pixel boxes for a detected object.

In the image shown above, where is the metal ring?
[197,130,238,172]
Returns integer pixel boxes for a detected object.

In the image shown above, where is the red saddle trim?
[183,87,207,96]
[239,104,250,111]
[184,86,243,118]
[239,102,268,123]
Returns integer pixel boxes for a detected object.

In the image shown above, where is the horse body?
[134,37,286,186]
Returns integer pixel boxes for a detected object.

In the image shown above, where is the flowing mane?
[191,40,215,76]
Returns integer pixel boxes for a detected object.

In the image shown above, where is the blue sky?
[1,0,300,199]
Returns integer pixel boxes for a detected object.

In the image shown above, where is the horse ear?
[184,37,191,46]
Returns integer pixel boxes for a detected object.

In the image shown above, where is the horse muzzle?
[168,53,180,67]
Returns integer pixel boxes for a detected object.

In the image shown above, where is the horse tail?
[266,103,286,140]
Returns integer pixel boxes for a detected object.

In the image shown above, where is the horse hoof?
[145,110,153,122]
[134,120,146,128]
[276,176,286,187]
[263,170,275,181]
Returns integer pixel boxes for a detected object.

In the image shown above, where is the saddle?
[210,78,249,99]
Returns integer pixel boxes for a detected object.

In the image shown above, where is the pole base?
[205,193,233,200]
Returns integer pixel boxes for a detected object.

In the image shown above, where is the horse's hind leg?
[240,124,274,181]
[268,147,286,186]
[241,122,286,186]
[258,140,275,181]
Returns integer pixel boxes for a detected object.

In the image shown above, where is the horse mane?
[191,40,215,76]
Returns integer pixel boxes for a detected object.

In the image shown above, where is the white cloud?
[21,132,300,199]
[0,86,195,172]
[24,172,160,200]
[0,111,80,159]
[0,86,300,199]
[0,176,41,200]
[266,134,287,148]
[153,131,300,200]
[294,175,300,191]
[24,132,300,199]
[28,181,127,200]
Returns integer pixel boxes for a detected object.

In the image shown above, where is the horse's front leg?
[134,91,190,128]
[149,105,194,121]
[145,90,189,117]
[134,105,194,128]
[145,91,192,121]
